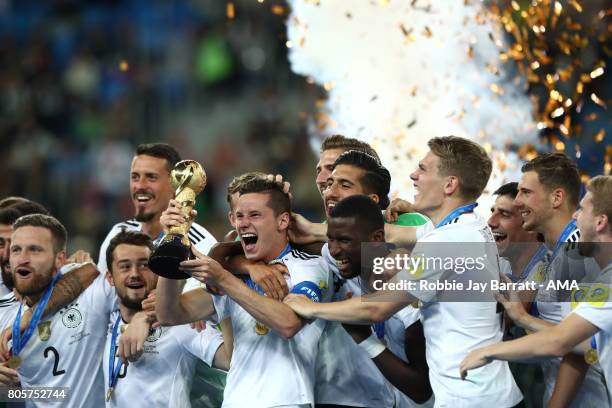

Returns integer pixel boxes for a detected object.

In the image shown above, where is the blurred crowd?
[0,0,323,258]
[1,0,609,261]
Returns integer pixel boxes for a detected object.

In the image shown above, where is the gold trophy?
[149,160,206,279]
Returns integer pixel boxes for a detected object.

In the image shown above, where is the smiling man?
[156,178,331,408]
[510,153,608,407]
[102,230,228,407]
[326,195,433,407]
[488,182,544,283]
[315,135,380,198]
[323,150,391,219]
[0,214,117,407]
[97,143,216,276]
[460,176,612,405]
[285,136,522,407]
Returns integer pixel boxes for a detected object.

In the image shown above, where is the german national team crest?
[37,321,51,341]
[61,307,82,328]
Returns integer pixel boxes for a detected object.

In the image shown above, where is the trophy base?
[149,234,192,280]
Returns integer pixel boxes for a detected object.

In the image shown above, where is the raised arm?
[155,276,216,326]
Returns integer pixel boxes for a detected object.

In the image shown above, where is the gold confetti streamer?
[226,2,235,19]
[486,0,608,139]
[590,93,606,108]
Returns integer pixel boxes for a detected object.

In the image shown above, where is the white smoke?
[287,0,536,200]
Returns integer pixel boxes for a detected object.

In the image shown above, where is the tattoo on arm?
[43,264,99,317]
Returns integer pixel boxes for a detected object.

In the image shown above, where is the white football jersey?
[500,244,547,284]
[534,225,608,407]
[0,290,18,331]
[97,219,217,292]
[0,274,11,297]
[103,310,224,408]
[383,307,434,408]
[13,265,117,408]
[402,212,522,407]
[536,225,601,323]
[574,266,612,405]
[315,244,396,407]
[212,248,331,408]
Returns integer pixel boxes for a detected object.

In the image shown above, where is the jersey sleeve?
[414,221,435,240]
[573,302,612,332]
[394,231,447,302]
[183,277,205,293]
[394,305,420,328]
[211,294,231,322]
[80,267,118,314]
[97,229,115,275]
[189,223,218,256]
[395,228,494,303]
[288,257,331,303]
[175,324,224,367]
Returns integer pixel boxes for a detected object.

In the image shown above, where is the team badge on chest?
[60,304,82,329]
[37,321,52,341]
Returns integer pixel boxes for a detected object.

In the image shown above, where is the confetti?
[271,5,286,15]
[551,107,564,118]
[590,67,604,79]
[590,93,606,108]
[226,2,235,19]
[486,0,608,137]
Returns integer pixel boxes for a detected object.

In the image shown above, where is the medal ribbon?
[435,203,478,228]
[507,244,548,283]
[550,220,577,261]
[245,244,292,293]
[108,314,124,392]
[591,336,597,352]
[12,272,63,357]
[274,244,292,260]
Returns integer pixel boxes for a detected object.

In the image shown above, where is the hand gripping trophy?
[149,160,206,279]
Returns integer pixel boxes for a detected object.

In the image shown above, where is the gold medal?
[106,387,114,401]
[7,355,21,369]
[255,321,269,335]
[584,348,599,365]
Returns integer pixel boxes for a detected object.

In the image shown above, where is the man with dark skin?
[325,194,432,405]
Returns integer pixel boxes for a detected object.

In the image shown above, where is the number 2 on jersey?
[43,346,66,376]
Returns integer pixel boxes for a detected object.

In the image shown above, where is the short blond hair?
[586,176,612,222]
[428,136,492,201]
